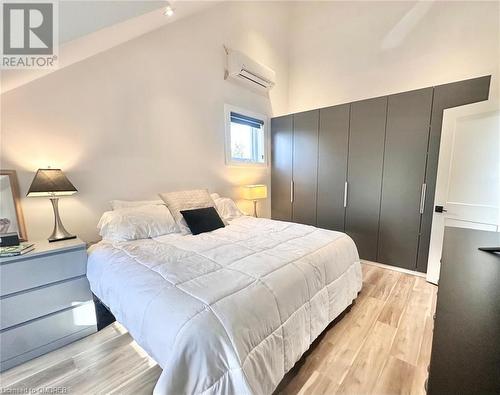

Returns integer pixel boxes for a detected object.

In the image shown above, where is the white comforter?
[87,216,362,395]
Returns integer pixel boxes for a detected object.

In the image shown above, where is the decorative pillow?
[159,189,224,234]
[213,197,244,221]
[97,204,179,241]
[110,199,164,210]
[180,207,225,235]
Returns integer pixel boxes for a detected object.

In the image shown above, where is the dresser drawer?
[0,248,87,296]
[0,276,93,330]
[0,302,96,364]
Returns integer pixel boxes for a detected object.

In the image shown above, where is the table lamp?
[242,184,268,217]
[27,168,77,242]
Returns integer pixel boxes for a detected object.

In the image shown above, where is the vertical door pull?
[290,180,294,203]
[344,181,348,208]
[419,183,427,214]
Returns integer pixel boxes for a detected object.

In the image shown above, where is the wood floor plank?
[109,365,162,395]
[49,346,151,393]
[0,323,126,387]
[378,274,415,327]
[369,270,401,301]
[316,297,386,391]
[361,263,375,279]
[278,337,335,395]
[321,283,376,345]
[410,366,428,395]
[390,303,428,366]
[373,356,416,395]
[416,315,434,370]
[4,359,77,392]
[1,264,437,395]
[363,264,384,285]
[297,370,333,395]
[336,321,397,394]
[71,333,135,370]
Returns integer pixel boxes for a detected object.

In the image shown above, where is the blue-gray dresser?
[0,238,97,372]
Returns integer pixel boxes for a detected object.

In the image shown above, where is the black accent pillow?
[180,207,225,235]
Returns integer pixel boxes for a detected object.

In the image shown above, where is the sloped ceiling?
[1,1,220,93]
[59,1,170,44]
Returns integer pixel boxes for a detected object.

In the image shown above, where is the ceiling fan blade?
[382,0,435,50]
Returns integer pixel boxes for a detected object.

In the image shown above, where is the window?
[225,106,267,166]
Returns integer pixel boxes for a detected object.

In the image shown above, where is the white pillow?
[110,199,164,210]
[98,205,179,241]
[159,189,224,234]
[214,197,244,221]
[210,193,220,200]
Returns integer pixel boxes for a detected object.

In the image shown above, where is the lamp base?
[48,197,76,243]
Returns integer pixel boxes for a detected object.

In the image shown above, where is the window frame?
[224,104,269,167]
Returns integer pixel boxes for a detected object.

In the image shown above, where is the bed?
[87,215,362,395]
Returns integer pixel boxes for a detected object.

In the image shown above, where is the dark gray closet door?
[345,97,387,261]
[377,88,433,271]
[292,110,319,226]
[317,104,350,231]
[416,76,491,272]
[271,115,293,221]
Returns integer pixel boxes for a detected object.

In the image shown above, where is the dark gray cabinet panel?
[378,88,433,271]
[271,115,293,221]
[270,75,491,274]
[416,76,491,272]
[292,110,319,226]
[345,97,387,261]
[317,104,350,231]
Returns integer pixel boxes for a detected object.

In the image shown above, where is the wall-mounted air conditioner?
[225,47,276,90]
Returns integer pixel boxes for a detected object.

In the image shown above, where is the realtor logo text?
[1,1,58,69]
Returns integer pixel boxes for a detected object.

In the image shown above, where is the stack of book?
[0,242,35,257]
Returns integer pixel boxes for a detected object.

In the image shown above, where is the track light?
[164,3,174,17]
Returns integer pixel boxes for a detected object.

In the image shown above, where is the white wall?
[0,1,290,242]
[286,1,500,113]
[446,110,500,230]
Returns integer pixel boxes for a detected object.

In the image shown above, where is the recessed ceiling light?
[164,4,174,17]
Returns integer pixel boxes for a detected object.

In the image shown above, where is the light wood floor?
[0,263,437,395]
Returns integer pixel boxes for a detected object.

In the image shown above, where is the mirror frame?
[0,170,28,242]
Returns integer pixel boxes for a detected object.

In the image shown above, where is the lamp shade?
[27,168,77,197]
[242,184,267,200]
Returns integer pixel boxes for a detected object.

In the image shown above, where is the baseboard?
[362,260,427,278]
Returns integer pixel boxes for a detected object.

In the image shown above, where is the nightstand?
[0,238,97,372]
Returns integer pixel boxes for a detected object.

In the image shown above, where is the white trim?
[362,260,427,278]
[224,104,269,168]
[446,201,498,209]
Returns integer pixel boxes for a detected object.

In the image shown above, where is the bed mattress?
[87,216,362,395]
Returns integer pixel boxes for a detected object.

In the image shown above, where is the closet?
[292,110,319,225]
[377,88,433,270]
[316,104,349,232]
[345,97,387,262]
[271,76,491,273]
[270,115,293,221]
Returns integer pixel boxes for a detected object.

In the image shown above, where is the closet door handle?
[419,183,427,214]
[344,181,348,208]
[290,180,294,203]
